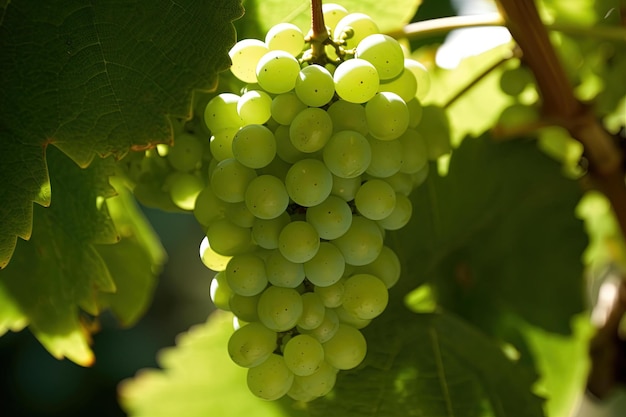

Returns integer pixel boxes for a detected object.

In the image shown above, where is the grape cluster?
[197,4,443,402]
[120,114,213,213]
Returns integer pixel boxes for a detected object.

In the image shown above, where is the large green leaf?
[0,0,244,268]
[0,149,166,365]
[304,309,544,417]
[0,147,119,365]
[96,176,166,327]
[120,311,299,417]
[397,134,587,335]
[120,308,543,417]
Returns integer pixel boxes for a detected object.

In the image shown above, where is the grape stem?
[305,0,346,65]
[305,0,330,65]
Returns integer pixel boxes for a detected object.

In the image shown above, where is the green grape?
[323,130,371,179]
[314,279,345,308]
[256,50,300,94]
[304,242,346,287]
[378,192,412,230]
[229,39,270,83]
[305,195,353,240]
[252,211,290,249]
[237,90,272,125]
[266,249,305,288]
[323,324,367,370]
[295,64,335,107]
[332,216,383,266]
[300,308,339,343]
[333,13,379,49]
[229,293,261,322]
[209,271,232,311]
[365,92,409,141]
[407,98,423,128]
[199,236,232,271]
[322,3,348,33]
[378,68,417,103]
[331,174,361,201]
[225,253,268,296]
[333,58,380,104]
[342,273,388,320]
[265,22,305,57]
[274,125,308,164]
[404,59,431,101]
[382,171,413,196]
[285,159,333,207]
[289,107,333,153]
[499,65,534,96]
[210,127,238,161]
[291,361,337,399]
[355,34,404,80]
[366,136,403,178]
[333,305,371,329]
[257,286,304,332]
[278,220,320,263]
[283,334,325,376]
[326,100,368,136]
[244,175,289,220]
[354,179,396,220]
[232,124,276,169]
[225,201,256,228]
[204,93,244,132]
[167,133,203,171]
[398,128,427,174]
[247,353,294,401]
[206,218,253,256]
[419,105,451,160]
[356,245,401,289]
[210,158,257,203]
[271,92,307,125]
[411,162,429,188]
[297,292,326,330]
[167,172,204,211]
[287,380,318,402]
[228,322,277,368]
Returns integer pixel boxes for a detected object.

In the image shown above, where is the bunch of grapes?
[196,3,448,402]
[120,115,213,213]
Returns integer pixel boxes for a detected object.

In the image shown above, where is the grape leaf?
[397,134,587,335]
[96,177,166,327]
[119,311,303,417]
[0,0,244,269]
[120,308,543,417]
[303,309,544,417]
[0,150,166,365]
[235,0,422,40]
[0,147,119,365]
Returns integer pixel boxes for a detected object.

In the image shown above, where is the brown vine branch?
[496,0,626,242]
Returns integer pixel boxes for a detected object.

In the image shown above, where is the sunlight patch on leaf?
[120,311,299,417]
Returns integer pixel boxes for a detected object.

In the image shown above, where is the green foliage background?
[1,0,625,415]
